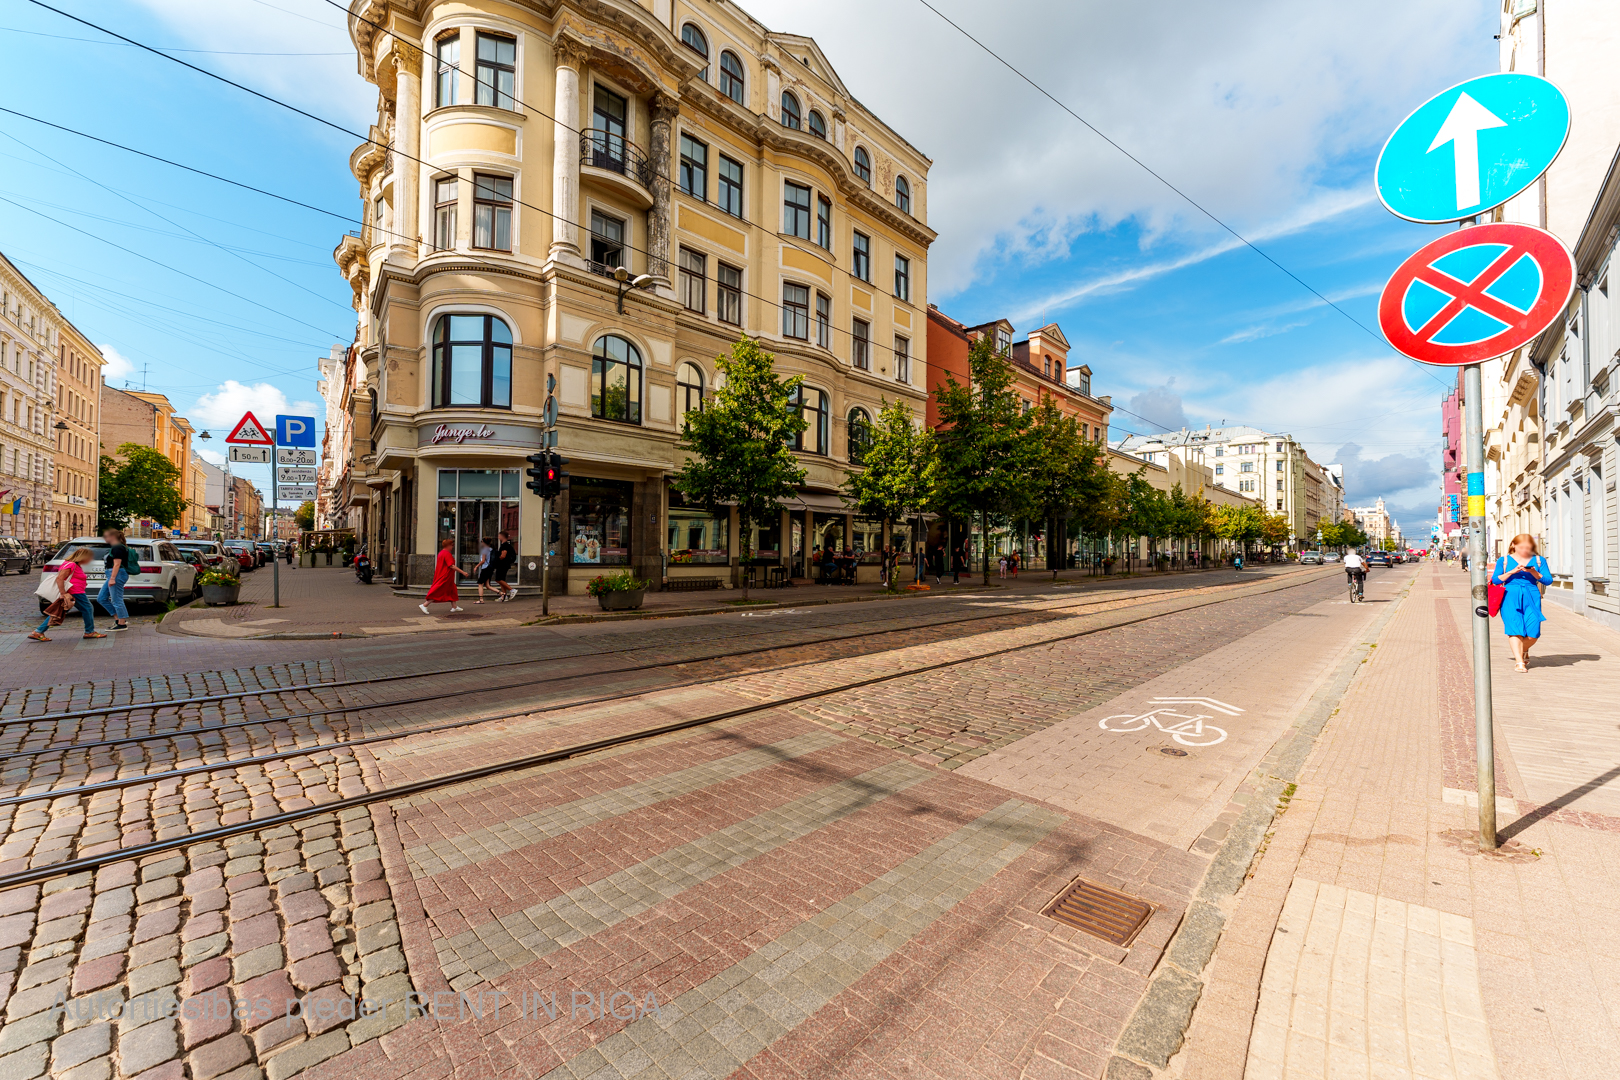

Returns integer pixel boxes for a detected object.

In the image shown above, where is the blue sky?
[1,1,1497,534]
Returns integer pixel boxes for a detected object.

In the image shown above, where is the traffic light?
[543,451,569,499]
[525,452,547,497]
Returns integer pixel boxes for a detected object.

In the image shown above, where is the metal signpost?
[1375,73,1572,850]
[273,416,318,610]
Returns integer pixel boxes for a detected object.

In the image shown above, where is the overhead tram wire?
[29,1,916,365]
[912,0,1455,395]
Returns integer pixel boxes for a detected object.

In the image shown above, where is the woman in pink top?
[29,547,104,641]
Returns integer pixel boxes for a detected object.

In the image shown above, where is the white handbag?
[34,576,61,603]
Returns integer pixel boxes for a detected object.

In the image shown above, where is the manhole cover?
[1042,877,1156,947]
[1160,747,1189,757]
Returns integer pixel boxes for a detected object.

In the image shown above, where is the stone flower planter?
[201,583,242,606]
[596,589,645,612]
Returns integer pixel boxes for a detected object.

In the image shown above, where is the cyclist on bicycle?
[1343,549,1368,598]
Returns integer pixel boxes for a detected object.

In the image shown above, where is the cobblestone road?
[0,564,1387,1080]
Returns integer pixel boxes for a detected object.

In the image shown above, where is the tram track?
[0,571,1282,761]
[0,567,1333,891]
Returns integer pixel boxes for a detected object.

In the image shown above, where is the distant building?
[98,387,201,538]
[1440,381,1463,541]
[1351,498,1394,545]
[263,508,299,542]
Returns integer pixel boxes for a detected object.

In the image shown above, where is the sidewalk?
[159,563,1276,640]
[1163,561,1620,1080]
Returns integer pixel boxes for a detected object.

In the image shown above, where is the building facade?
[1351,497,1394,546]
[0,254,65,547]
[315,344,361,532]
[98,387,201,537]
[52,321,103,540]
[340,1,934,591]
[1114,425,1329,547]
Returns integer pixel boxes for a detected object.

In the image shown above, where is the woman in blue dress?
[1492,533,1553,672]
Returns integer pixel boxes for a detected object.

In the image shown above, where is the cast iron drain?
[1160,747,1189,757]
[1042,877,1156,947]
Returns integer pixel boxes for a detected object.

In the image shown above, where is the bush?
[585,570,651,597]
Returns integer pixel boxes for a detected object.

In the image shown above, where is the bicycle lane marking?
[1098,696,1245,747]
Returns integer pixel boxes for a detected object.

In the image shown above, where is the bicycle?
[1348,571,1365,603]
[1097,707,1228,746]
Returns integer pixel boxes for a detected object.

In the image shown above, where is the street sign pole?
[542,495,550,618]
[271,462,280,608]
[1464,359,1495,848]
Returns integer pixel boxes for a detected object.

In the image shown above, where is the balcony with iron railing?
[579,128,657,209]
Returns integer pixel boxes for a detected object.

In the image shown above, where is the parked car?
[255,542,277,565]
[222,541,258,571]
[39,537,200,612]
[1367,550,1392,567]
[0,536,31,575]
[172,539,231,569]
[1299,550,1324,565]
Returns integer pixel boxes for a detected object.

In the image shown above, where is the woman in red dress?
[419,537,469,614]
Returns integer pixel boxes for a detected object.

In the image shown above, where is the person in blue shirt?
[1492,533,1553,672]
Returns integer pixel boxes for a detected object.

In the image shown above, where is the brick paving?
[0,563,1386,1080]
[1175,562,1620,1080]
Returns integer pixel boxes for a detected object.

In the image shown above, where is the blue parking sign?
[276,415,317,447]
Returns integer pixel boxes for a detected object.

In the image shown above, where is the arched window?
[592,334,642,424]
[895,175,911,214]
[847,407,872,465]
[793,386,829,455]
[677,361,704,421]
[780,91,801,130]
[719,51,745,104]
[680,23,709,80]
[853,146,871,185]
[431,314,512,409]
[807,110,826,140]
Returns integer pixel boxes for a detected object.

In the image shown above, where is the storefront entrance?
[436,468,521,567]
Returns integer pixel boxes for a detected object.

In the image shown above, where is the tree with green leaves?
[98,443,187,532]
[673,336,807,600]
[294,500,316,531]
[842,398,935,588]
[1025,396,1103,577]
[1261,512,1292,552]
[931,336,1037,584]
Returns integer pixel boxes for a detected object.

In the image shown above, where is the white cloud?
[743,0,1484,298]
[196,446,226,466]
[191,380,318,433]
[98,343,137,386]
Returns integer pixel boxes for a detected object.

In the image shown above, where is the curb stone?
[1106,572,1416,1076]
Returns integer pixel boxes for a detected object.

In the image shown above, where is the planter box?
[596,589,645,612]
[201,584,241,607]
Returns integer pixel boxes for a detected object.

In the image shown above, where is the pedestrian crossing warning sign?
[226,411,273,445]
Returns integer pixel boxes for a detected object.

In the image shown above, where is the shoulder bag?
[1487,558,1506,618]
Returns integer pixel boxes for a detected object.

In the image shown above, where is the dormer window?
[780,91,801,130]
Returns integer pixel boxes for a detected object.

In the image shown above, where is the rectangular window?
[1215,464,1224,475]
[717,263,742,325]
[679,135,708,200]
[783,181,811,239]
[894,254,910,302]
[472,174,512,251]
[1215,446,1224,457]
[815,293,831,348]
[782,283,810,339]
[851,232,870,282]
[1241,461,1254,473]
[816,195,832,249]
[1276,460,1284,471]
[433,177,458,250]
[1276,441,1284,452]
[1276,499,1284,510]
[852,318,870,370]
[568,478,633,566]
[996,328,1011,356]
[894,335,910,382]
[1240,479,1255,492]
[589,210,624,270]
[435,35,459,107]
[679,247,706,313]
[717,155,743,217]
[474,33,515,110]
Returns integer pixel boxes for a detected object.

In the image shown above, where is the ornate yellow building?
[339,0,934,591]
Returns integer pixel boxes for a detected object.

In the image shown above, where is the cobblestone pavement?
[1173,562,1620,1080]
[0,563,1391,1080]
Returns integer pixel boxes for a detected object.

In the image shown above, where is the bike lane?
[956,568,1403,852]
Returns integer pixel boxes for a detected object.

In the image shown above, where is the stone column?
[647,92,680,287]
[393,42,423,259]
[551,41,584,264]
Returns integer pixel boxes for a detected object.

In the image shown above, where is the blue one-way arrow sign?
[1376,73,1569,224]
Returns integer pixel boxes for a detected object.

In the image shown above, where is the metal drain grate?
[1042,877,1156,947]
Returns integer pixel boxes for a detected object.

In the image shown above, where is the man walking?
[493,530,517,602]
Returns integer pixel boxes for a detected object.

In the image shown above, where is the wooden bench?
[666,577,721,592]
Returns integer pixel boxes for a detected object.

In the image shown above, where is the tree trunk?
[739,513,751,602]
[981,510,991,586]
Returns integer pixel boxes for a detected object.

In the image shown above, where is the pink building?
[1440,373,1463,539]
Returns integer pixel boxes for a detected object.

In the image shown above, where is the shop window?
[591,334,642,424]
[812,511,845,557]
[667,488,728,564]
[853,517,883,563]
[431,314,512,408]
[568,477,632,565]
[435,468,520,565]
[745,516,781,563]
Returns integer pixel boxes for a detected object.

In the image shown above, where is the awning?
[783,491,855,514]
